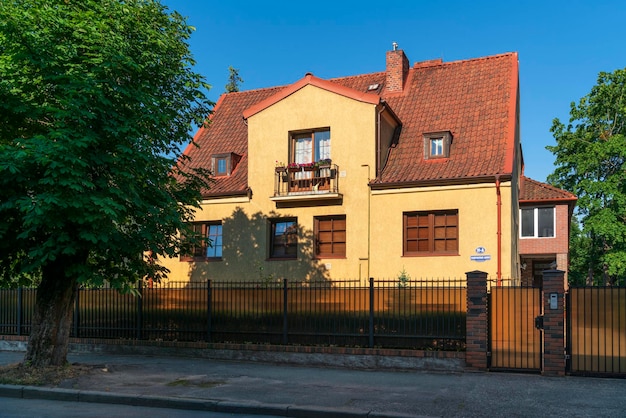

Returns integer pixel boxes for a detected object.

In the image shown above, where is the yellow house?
[161,48,523,284]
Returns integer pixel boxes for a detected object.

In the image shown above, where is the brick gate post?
[465,270,488,370]
[542,269,566,376]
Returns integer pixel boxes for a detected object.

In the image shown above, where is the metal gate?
[489,285,542,372]
[567,287,626,376]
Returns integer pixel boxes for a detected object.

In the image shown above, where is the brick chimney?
[385,47,409,93]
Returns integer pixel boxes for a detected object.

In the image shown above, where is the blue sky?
[163,0,625,182]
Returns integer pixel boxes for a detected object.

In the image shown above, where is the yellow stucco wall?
[159,84,518,285]
[160,85,378,283]
[369,182,514,281]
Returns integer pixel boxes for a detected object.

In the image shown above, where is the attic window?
[211,153,240,176]
[367,84,380,91]
[423,131,452,160]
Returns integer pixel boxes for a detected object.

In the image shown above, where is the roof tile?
[184,52,520,195]
[331,53,519,184]
[520,176,577,202]
[184,86,282,197]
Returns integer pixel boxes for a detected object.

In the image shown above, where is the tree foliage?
[547,68,626,285]
[0,0,212,366]
[225,66,243,93]
[566,218,594,286]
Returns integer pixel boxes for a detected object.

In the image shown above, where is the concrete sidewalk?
[1,348,625,417]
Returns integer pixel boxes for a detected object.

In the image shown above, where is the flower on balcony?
[275,161,286,173]
[287,161,316,170]
[316,158,332,167]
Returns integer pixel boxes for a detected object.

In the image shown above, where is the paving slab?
[2,349,626,417]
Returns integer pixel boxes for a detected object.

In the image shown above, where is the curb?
[0,384,423,418]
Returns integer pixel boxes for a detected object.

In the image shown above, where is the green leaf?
[547,67,626,285]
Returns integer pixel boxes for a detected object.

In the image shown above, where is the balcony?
[271,163,342,202]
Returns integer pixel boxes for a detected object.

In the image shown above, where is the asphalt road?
[1,397,282,418]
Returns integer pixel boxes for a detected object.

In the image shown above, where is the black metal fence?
[0,287,36,336]
[0,279,467,351]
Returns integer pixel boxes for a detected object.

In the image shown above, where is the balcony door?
[292,129,330,166]
[290,129,330,191]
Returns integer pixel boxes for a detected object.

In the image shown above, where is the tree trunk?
[25,255,79,367]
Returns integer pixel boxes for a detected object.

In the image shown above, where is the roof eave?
[502,53,519,174]
[519,197,578,204]
[370,174,512,190]
[201,189,250,199]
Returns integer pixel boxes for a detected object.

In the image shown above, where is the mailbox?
[550,293,558,310]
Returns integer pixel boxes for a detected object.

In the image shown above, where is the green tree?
[547,68,626,285]
[567,218,594,286]
[225,66,244,93]
[0,0,212,367]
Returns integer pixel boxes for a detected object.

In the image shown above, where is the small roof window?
[423,131,452,160]
[211,152,241,176]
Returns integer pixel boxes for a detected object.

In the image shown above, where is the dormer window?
[211,152,241,177]
[424,131,452,159]
[431,138,444,156]
[216,156,228,175]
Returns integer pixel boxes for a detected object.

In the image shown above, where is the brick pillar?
[542,269,566,376]
[466,270,488,370]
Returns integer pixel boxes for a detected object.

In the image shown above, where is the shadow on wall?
[188,207,331,283]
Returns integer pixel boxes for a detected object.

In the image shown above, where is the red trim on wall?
[242,74,380,119]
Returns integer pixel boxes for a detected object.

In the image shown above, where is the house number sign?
[470,246,491,262]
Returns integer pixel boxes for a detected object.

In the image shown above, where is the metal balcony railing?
[273,164,339,197]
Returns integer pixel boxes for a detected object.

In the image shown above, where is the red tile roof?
[520,176,577,203]
[182,86,282,197]
[184,52,520,196]
[242,73,380,119]
[368,53,519,185]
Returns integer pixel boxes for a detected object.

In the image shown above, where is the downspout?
[361,164,371,281]
[495,175,502,286]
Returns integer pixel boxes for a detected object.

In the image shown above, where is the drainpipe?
[361,164,371,281]
[495,175,502,286]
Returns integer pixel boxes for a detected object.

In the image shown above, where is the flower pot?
[317,167,331,178]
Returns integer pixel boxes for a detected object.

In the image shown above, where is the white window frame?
[430,138,444,156]
[520,207,555,238]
